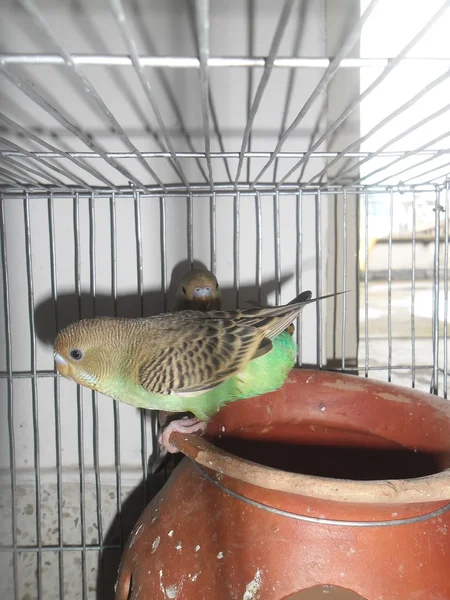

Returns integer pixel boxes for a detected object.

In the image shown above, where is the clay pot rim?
[170,432,450,505]
[170,369,450,505]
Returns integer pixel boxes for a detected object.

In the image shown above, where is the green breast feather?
[102,332,297,420]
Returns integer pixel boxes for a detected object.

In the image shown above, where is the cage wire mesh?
[0,0,449,598]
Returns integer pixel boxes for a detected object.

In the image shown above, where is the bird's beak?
[54,351,70,379]
[192,286,212,308]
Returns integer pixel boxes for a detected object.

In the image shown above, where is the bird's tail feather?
[242,290,347,341]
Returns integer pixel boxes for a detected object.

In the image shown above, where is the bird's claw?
[158,416,207,454]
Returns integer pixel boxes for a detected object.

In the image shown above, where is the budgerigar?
[173,268,222,311]
[54,290,337,453]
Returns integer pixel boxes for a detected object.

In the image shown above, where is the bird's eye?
[182,287,186,295]
[69,349,83,361]
[195,287,201,293]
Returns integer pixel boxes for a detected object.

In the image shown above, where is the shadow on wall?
[33,259,296,344]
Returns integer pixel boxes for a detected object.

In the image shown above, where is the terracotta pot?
[115,369,450,600]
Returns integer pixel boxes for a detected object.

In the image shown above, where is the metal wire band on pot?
[193,460,450,528]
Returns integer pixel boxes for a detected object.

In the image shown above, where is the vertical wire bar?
[134,191,148,500]
[208,94,233,182]
[210,192,216,274]
[134,191,145,318]
[109,195,117,320]
[153,194,167,461]
[160,196,168,312]
[246,0,255,183]
[88,193,103,570]
[296,100,327,185]
[234,192,241,308]
[73,193,87,600]
[159,196,167,312]
[411,190,417,388]
[0,196,19,600]
[431,188,442,395]
[195,0,214,187]
[364,190,369,377]
[274,191,281,305]
[444,184,449,398]
[109,192,122,549]
[23,192,43,600]
[296,190,303,366]
[273,0,307,182]
[235,0,295,184]
[47,192,64,597]
[188,194,194,269]
[256,191,262,304]
[387,189,393,382]
[315,191,323,368]
[341,190,348,370]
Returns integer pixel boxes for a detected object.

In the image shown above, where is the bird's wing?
[139,291,341,396]
[138,314,264,396]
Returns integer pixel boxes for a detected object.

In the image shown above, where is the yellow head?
[175,269,221,311]
[53,317,132,389]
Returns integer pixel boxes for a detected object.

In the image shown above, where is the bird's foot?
[158,417,207,454]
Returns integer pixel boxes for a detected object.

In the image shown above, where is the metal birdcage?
[0,0,449,598]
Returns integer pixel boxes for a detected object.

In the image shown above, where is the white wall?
[0,0,332,483]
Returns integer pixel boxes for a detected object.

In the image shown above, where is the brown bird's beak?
[54,351,71,379]
[192,286,213,310]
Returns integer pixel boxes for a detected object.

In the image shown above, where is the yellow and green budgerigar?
[54,280,337,453]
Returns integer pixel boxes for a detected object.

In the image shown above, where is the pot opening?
[284,586,368,599]
[213,423,450,481]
